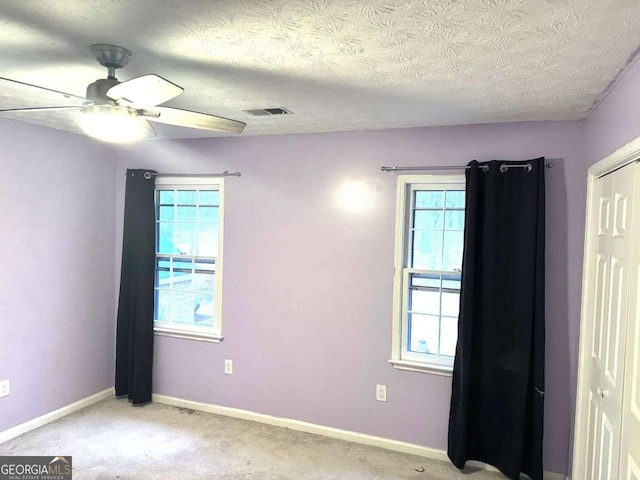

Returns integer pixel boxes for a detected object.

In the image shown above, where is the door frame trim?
[573,135,640,478]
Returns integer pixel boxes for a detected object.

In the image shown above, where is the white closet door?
[619,162,640,480]
[585,165,634,480]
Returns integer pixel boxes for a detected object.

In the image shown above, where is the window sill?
[154,327,223,343]
[388,359,453,376]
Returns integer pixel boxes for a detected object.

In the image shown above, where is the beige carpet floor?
[0,397,505,479]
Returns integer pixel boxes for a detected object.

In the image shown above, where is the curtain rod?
[142,171,241,180]
[381,161,555,173]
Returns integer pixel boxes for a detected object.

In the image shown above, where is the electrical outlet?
[376,384,387,402]
[0,379,10,398]
[224,359,233,375]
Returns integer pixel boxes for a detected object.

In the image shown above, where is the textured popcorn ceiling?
[0,0,639,140]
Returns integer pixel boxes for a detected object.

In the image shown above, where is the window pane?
[445,190,465,209]
[442,230,463,271]
[198,190,219,206]
[176,190,197,205]
[156,269,170,283]
[158,206,174,222]
[172,259,192,292]
[194,271,214,293]
[158,190,174,205]
[195,258,216,272]
[412,230,443,270]
[412,273,440,289]
[156,258,171,284]
[414,211,443,230]
[444,210,464,230]
[195,271,215,326]
[441,291,460,317]
[175,224,195,255]
[170,291,193,324]
[409,288,440,315]
[176,206,197,222]
[173,257,193,271]
[408,313,439,354]
[175,272,195,292]
[440,316,458,357]
[172,274,191,295]
[415,191,444,209]
[194,294,214,325]
[197,224,218,257]
[442,275,461,290]
[198,206,219,224]
[155,289,170,321]
[157,257,171,269]
[157,223,175,254]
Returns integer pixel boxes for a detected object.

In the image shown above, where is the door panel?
[604,258,624,387]
[593,255,608,360]
[599,195,611,236]
[599,412,614,479]
[626,456,640,480]
[585,172,611,479]
[613,191,628,237]
[586,391,599,479]
[585,165,634,480]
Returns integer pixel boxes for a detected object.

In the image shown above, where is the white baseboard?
[546,475,568,480]
[152,394,566,480]
[0,387,114,444]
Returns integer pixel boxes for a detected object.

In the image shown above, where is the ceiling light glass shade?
[79,104,148,143]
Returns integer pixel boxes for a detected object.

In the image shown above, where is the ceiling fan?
[0,44,246,142]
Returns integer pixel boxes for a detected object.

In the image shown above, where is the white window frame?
[153,176,225,343]
[389,174,465,375]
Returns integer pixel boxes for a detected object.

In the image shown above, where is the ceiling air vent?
[244,107,294,116]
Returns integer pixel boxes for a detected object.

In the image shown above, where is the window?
[153,177,224,342]
[390,175,465,374]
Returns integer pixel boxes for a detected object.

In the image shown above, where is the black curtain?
[448,158,545,480]
[115,169,156,405]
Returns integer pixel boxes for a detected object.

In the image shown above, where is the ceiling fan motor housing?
[86,78,120,105]
[90,44,131,71]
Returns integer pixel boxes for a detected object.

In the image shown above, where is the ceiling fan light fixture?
[79,104,147,143]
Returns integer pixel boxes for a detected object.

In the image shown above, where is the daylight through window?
[153,178,224,341]
[391,175,465,374]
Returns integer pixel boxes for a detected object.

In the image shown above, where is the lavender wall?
[585,58,640,164]
[0,120,116,432]
[115,120,586,475]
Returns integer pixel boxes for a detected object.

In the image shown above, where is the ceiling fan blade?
[0,78,88,136]
[107,74,183,107]
[0,76,87,112]
[142,106,246,134]
[0,108,86,137]
[0,106,83,113]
